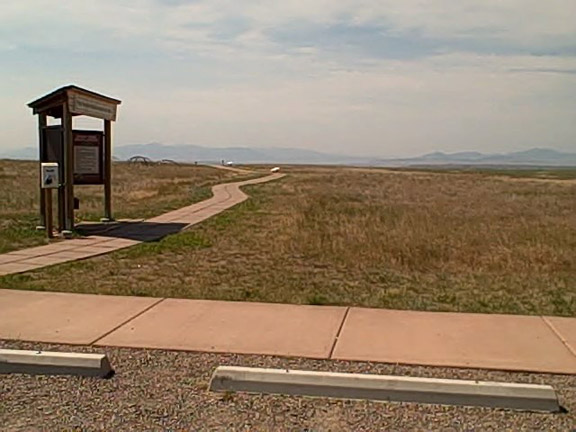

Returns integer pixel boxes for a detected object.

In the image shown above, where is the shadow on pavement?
[76,221,189,242]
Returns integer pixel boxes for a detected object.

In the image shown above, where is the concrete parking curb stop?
[209,366,561,412]
[0,349,114,378]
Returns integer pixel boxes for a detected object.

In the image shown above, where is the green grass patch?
[117,231,213,259]
[0,215,49,254]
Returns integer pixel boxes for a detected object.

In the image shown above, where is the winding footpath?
[0,172,284,276]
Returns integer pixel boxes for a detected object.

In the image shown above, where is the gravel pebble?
[1,340,575,431]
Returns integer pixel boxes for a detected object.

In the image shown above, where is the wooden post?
[37,113,47,228]
[45,188,53,238]
[62,102,75,231]
[103,119,113,221]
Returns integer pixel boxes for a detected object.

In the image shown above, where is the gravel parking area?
[1,340,575,431]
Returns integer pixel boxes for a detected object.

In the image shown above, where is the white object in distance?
[270,167,280,173]
[225,161,234,166]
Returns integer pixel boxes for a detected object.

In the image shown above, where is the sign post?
[40,162,59,238]
[103,120,113,221]
[45,189,53,238]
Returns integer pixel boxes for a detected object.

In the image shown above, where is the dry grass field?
[0,160,241,253]
[2,165,575,316]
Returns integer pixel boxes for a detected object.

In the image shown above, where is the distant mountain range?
[374,148,576,167]
[1,143,575,166]
[113,143,367,165]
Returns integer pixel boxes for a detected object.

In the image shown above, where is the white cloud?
[0,0,574,156]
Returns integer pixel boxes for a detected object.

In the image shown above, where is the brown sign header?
[68,91,118,121]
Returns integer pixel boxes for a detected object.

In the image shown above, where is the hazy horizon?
[3,142,575,165]
[1,1,575,158]
[98,142,576,159]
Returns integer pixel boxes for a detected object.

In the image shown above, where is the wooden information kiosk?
[28,85,121,235]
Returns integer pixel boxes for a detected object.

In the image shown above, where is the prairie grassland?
[395,166,576,180]
[3,166,575,316]
[0,160,240,253]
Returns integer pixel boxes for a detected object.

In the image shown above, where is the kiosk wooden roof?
[28,85,121,120]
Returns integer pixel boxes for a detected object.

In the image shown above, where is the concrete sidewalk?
[1,289,575,374]
[0,173,284,277]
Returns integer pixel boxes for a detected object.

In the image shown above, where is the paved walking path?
[207,164,255,174]
[0,289,575,374]
[0,173,284,276]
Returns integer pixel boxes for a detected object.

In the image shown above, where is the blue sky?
[1,0,575,157]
